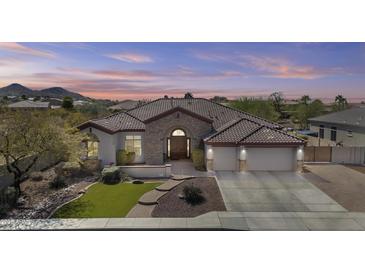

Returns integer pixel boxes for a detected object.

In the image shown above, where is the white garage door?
[247,147,295,171]
[213,147,237,171]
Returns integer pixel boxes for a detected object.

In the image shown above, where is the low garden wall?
[119,164,171,178]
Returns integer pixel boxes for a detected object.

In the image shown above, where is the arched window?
[171,129,186,136]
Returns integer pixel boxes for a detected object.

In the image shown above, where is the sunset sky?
[0,42,364,101]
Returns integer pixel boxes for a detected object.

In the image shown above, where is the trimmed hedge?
[101,166,121,184]
[191,148,205,171]
[101,166,128,184]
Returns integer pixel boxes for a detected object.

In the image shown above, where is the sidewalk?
[2,211,365,230]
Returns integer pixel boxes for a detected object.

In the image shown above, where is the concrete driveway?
[216,171,346,212]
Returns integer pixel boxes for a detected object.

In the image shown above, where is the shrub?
[30,172,43,181]
[127,152,136,164]
[1,187,18,208]
[116,150,136,165]
[191,148,205,171]
[62,161,82,177]
[101,166,122,184]
[183,184,204,205]
[132,180,144,184]
[49,176,66,189]
[81,159,101,173]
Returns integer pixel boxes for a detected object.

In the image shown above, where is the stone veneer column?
[206,145,214,171]
[296,146,304,172]
[239,146,247,171]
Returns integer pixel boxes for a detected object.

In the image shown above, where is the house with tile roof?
[78,98,304,171]
[108,100,141,112]
[7,100,50,109]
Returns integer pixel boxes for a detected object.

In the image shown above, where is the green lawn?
[52,182,162,218]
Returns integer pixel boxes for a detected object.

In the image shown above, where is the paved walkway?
[127,179,185,217]
[169,160,214,177]
[216,171,346,212]
[2,211,365,230]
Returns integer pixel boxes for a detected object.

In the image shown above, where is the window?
[87,141,98,159]
[330,126,337,142]
[319,125,324,139]
[171,129,185,136]
[125,135,142,157]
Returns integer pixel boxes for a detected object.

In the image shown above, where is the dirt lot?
[304,164,365,212]
[152,177,226,217]
[345,165,365,175]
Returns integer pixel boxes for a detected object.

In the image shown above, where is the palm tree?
[300,95,311,106]
[335,94,348,111]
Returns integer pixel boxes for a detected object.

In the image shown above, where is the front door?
[170,136,187,160]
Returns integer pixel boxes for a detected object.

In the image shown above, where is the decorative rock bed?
[4,167,98,219]
[152,177,226,218]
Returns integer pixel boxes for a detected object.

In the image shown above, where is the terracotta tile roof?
[128,98,280,129]
[78,98,300,145]
[108,100,140,111]
[240,126,304,145]
[78,112,145,133]
[205,118,261,143]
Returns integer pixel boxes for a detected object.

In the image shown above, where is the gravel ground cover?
[152,177,226,217]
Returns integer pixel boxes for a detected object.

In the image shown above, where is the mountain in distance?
[0,83,88,100]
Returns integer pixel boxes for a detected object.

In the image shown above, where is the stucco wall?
[119,164,171,178]
[81,127,117,165]
[81,127,145,165]
[144,111,212,164]
[310,124,365,146]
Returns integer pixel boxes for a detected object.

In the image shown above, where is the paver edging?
[47,181,99,219]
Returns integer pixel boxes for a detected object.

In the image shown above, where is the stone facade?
[206,159,214,171]
[296,160,304,172]
[144,110,213,164]
[239,159,247,171]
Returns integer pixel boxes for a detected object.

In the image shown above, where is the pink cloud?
[92,70,158,80]
[105,52,153,63]
[193,51,339,79]
[0,42,55,58]
[242,55,328,79]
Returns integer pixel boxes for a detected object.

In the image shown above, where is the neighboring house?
[78,98,304,171]
[309,107,365,146]
[108,100,140,112]
[7,100,50,110]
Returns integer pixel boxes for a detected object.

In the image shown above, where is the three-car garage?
[208,146,298,171]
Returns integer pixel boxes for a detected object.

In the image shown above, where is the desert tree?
[62,96,74,110]
[184,92,194,99]
[269,91,284,115]
[229,97,280,121]
[0,110,84,194]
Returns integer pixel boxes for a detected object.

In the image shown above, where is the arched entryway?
[167,129,190,160]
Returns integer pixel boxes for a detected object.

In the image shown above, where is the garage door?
[213,147,237,171]
[246,147,295,171]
